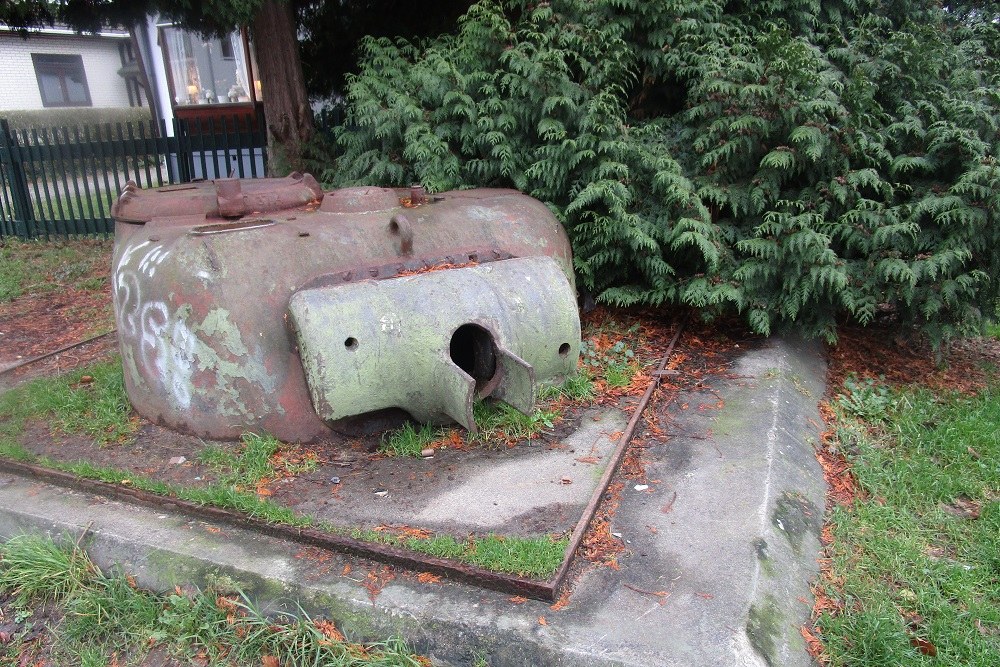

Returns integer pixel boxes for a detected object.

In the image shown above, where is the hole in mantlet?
[450,323,497,392]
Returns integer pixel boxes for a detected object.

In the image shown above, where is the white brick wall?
[0,32,133,111]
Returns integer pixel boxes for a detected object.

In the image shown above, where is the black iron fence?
[0,112,268,239]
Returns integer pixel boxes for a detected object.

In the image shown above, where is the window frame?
[31,53,93,108]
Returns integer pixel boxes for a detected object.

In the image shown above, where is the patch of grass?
[456,534,567,579]
[0,358,137,445]
[379,422,442,457]
[198,432,280,488]
[2,427,566,578]
[0,238,110,302]
[0,534,96,605]
[348,529,567,579]
[819,384,1000,666]
[471,400,559,446]
[538,369,596,402]
[0,534,425,666]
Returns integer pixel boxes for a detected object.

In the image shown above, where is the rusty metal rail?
[0,330,118,378]
[549,320,685,594]
[0,321,685,601]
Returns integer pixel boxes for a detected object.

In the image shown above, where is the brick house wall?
[0,30,132,111]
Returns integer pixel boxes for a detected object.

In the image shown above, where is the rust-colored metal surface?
[112,176,578,442]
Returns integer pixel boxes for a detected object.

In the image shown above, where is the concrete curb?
[0,336,827,666]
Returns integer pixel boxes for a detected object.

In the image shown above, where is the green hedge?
[2,107,152,132]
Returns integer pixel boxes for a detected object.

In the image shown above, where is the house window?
[31,54,93,107]
[161,28,257,106]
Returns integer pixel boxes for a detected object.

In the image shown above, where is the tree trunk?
[250,0,314,175]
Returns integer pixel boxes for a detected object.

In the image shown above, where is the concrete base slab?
[312,406,628,535]
[0,336,827,666]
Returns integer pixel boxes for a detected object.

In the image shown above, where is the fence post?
[257,106,268,177]
[173,117,193,182]
[0,119,35,238]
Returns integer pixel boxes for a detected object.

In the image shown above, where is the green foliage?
[334,0,1000,347]
[580,336,638,388]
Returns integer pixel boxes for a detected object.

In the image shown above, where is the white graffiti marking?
[114,242,194,410]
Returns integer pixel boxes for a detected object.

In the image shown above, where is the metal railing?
[0,112,268,239]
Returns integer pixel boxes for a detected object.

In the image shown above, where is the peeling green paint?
[195,308,250,358]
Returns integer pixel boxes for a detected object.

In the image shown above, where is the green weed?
[835,375,894,423]
[0,535,425,666]
[471,400,559,446]
[379,422,442,457]
[0,359,137,445]
[538,369,596,402]
[0,534,96,605]
[579,328,641,389]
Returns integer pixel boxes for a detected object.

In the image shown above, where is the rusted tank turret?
[111,174,581,442]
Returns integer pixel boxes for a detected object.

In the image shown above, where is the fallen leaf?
[509,596,528,604]
[538,616,548,626]
[550,590,571,611]
[661,491,678,513]
[341,564,352,576]
[314,619,345,642]
[262,656,280,667]
[416,572,442,584]
[942,497,981,519]
[910,636,937,656]
[623,583,671,605]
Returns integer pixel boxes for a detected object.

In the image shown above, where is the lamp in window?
[186,84,198,104]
